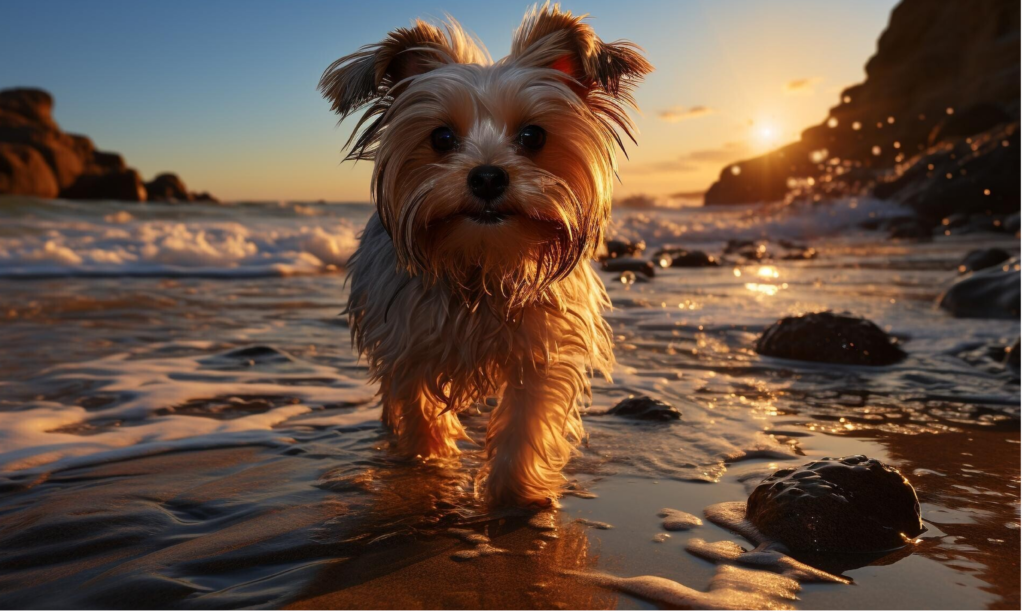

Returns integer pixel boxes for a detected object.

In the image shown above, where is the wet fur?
[321,3,651,506]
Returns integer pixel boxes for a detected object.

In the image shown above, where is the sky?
[0,0,899,202]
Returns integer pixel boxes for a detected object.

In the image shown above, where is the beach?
[0,197,1018,608]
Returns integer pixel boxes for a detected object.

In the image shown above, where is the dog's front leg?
[482,358,587,507]
[381,374,467,460]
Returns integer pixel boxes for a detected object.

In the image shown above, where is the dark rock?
[873,122,1020,224]
[957,248,1012,274]
[885,217,933,240]
[724,239,772,261]
[746,455,924,553]
[928,102,1012,145]
[939,258,1020,319]
[1005,212,1021,233]
[145,173,192,202]
[781,247,818,260]
[0,142,58,198]
[190,191,219,203]
[0,88,58,131]
[62,169,147,201]
[756,311,906,366]
[607,396,681,421]
[653,247,719,267]
[603,238,646,260]
[601,257,655,278]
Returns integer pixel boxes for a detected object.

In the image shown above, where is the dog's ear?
[510,3,652,100]
[319,19,486,119]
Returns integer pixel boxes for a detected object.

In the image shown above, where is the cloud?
[783,77,822,95]
[626,141,750,175]
[658,105,716,123]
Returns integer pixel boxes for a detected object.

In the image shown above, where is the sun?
[752,122,782,148]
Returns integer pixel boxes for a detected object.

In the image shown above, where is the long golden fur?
[320,3,651,506]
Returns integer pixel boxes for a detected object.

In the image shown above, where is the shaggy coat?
[321,3,651,506]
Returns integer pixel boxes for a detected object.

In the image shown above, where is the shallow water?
[0,197,1019,609]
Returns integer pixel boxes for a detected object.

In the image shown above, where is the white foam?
[0,343,377,476]
[0,198,361,278]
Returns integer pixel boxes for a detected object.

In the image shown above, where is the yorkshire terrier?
[320,3,651,507]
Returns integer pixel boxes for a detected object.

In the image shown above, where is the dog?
[320,3,651,507]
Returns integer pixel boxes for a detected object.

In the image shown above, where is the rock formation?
[705,0,1020,226]
[0,88,216,202]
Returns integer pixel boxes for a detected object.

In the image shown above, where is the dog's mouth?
[467,209,510,225]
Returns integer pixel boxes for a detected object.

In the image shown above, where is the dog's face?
[321,5,651,304]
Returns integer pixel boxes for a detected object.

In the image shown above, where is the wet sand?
[0,201,1019,609]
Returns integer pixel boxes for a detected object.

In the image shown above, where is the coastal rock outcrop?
[705,0,1020,227]
[0,88,215,202]
[755,312,906,366]
[746,456,924,553]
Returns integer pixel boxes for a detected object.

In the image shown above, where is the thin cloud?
[627,141,750,175]
[658,105,716,123]
[783,77,822,95]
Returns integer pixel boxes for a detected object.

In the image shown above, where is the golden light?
[757,265,780,279]
[752,122,783,149]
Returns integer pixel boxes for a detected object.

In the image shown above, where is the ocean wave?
[0,198,362,278]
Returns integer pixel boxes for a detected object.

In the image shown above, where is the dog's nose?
[467,165,508,202]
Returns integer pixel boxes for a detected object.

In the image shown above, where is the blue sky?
[0,0,899,201]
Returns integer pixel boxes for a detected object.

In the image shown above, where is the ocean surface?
[0,196,1019,609]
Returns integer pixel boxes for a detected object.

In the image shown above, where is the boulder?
[0,143,58,198]
[755,311,906,366]
[928,102,1012,145]
[603,238,646,260]
[601,257,656,278]
[145,173,192,202]
[938,258,1020,319]
[957,248,1012,273]
[746,455,924,553]
[62,169,147,201]
[607,396,681,421]
[653,247,719,268]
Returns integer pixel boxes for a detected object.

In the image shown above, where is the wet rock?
[603,238,645,260]
[939,258,1021,319]
[885,217,933,240]
[0,142,58,197]
[755,312,906,366]
[145,173,192,202]
[781,247,817,260]
[928,102,1012,145]
[653,247,719,268]
[745,455,924,553]
[607,396,681,421]
[724,239,771,261]
[957,248,1012,274]
[601,257,655,278]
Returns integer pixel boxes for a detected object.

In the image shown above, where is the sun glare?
[752,122,783,150]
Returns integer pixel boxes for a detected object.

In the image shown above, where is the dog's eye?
[430,127,458,153]
[517,125,546,151]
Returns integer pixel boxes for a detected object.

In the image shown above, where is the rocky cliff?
[0,88,216,202]
[705,0,1020,227]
